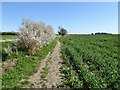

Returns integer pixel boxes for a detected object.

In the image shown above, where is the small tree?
[17,19,55,55]
[58,26,68,36]
[91,33,94,35]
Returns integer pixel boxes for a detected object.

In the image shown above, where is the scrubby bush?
[17,19,56,55]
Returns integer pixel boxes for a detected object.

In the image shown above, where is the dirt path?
[0,39,19,42]
[27,40,63,88]
[45,41,63,88]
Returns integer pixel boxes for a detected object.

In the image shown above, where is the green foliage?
[0,42,13,52]
[60,35,119,89]
[40,67,49,80]
[58,26,68,36]
[0,42,14,61]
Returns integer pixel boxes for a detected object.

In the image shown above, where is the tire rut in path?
[27,40,63,88]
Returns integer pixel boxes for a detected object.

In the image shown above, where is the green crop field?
[60,35,119,89]
[1,34,119,89]
[0,35,18,40]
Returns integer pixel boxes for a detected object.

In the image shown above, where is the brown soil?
[26,40,63,88]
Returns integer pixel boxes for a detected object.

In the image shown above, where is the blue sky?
[2,2,118,34]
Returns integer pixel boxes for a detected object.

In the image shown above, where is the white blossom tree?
[17,19,56,55]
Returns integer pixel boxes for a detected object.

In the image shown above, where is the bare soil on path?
[0,39,19,42]
[27,40,63,88]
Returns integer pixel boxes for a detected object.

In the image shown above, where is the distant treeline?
[94,32,112,35]
[0,32,113,35]
[0,32,18,35]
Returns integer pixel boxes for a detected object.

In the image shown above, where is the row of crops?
[60,35,119,89]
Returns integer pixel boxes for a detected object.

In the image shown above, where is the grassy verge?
[2,38,57,88]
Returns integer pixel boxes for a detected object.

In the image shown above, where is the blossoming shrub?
[17,19,56,55]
